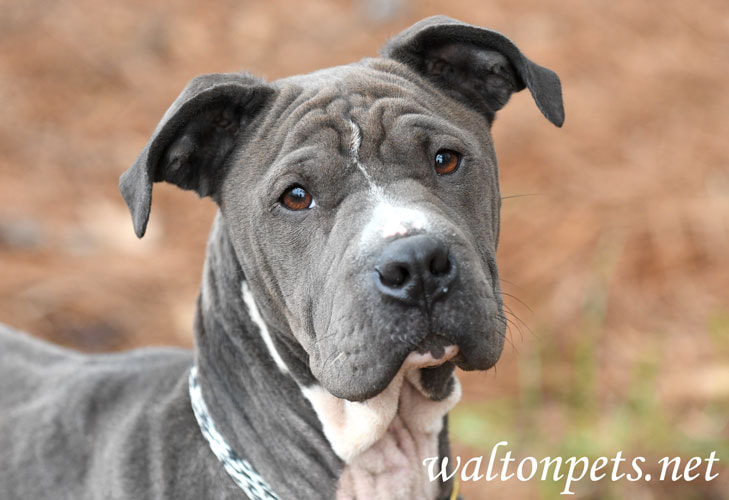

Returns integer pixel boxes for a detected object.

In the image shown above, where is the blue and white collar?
[189,366,281,500]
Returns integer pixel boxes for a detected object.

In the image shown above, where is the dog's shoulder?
[0,323,193,426]
[0,324,198,499]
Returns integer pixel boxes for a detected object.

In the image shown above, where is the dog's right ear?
[119,73,274,238]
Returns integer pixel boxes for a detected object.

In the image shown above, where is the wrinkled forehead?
[276,59,438,109]
[264,60,487,158]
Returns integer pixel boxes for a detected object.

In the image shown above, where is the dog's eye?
[434,149,461,175]
[280,185,315,211]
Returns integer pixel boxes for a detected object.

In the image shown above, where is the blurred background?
[1,0,727,498]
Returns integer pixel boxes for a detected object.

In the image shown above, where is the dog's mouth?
[401,336,460,401]
[404,343,459,369]
[311,273,505,402]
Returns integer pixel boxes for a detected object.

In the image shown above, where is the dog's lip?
[403,345,459,369]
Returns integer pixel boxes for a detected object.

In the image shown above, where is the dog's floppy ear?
[382,16,564,127]
[119,73,274,238]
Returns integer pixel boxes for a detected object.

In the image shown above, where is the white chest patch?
[301,350,461,500]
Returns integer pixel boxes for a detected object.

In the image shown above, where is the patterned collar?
[188,366,280,500]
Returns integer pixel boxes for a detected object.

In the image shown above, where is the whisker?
[500,291,534,313]
[500,193,542,200]
[503,308,535,339]
[497,310,524,344]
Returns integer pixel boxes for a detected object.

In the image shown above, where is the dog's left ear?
[382,16,564,127]
[119,73,274,238]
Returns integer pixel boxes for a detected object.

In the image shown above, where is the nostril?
[377,263,410,288]
[429,252,451,277]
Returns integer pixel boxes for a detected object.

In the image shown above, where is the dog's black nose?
[375,235,457,307]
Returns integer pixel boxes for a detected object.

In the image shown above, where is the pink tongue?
[402,345,459,369]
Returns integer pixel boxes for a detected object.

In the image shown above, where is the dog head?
[120,16,563,402]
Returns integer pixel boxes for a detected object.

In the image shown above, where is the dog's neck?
[193,216,342,499]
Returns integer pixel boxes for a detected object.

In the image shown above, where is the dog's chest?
[334,413,441,500]
[303,372,461,500]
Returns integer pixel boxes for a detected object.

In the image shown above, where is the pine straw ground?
[0,0,727,498]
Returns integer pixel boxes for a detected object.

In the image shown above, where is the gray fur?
[0,16,563,500]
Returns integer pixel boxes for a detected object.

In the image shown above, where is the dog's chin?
[316,343,462,402]
[316,355,410,402]
[415,362,458,401]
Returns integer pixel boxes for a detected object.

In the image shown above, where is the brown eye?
[434,149,461,175]
[280,185,315,211]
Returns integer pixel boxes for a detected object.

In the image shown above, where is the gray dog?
[0,16,563,500]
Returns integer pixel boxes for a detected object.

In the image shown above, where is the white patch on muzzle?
[346,119,430,242]
[361,202,429,242]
